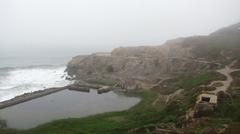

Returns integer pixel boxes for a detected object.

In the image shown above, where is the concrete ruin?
[196,93,218,106]
[194,93,218,118]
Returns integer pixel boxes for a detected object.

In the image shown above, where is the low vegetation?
[217,71,240,122]
[217,90,240,122]
[154,71,226,94]
[231,71,240,80]
[176,71,225,90]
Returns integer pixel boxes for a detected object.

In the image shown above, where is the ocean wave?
[0,65,71,102]
[0,64,64,71]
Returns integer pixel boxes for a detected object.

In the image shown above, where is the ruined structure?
[194,93,218,118]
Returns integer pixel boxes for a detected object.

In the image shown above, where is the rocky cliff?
[66,23,240,89]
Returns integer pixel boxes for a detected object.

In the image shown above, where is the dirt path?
[152,89,184,106]
[165,89,184,103]
[209,65,240,94]
[168,57,221,65]
[152,94,167,106]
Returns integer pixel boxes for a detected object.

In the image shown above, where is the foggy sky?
[0,0,240,58]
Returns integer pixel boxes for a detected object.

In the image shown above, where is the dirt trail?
[169,57,221,65]
[152,94,167,106]
[152,89,184,106]
[209,64,240,94]
[165,89,184,103]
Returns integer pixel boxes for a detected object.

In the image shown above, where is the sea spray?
[0,66,71,102]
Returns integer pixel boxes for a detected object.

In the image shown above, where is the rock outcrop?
[66,23,240,89]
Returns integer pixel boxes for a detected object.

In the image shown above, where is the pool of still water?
[0,89,140,129]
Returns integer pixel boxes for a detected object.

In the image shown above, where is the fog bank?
[0,0,240,58]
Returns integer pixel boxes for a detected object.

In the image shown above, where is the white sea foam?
[0,66,71,102]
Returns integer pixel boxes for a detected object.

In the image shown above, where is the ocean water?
[0,57,71,102]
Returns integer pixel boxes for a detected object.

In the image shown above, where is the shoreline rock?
[97,86,111,94]
[68,85,90,92]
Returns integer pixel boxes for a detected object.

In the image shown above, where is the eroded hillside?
[66,23,240,90]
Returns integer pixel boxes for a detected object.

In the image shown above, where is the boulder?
[68,85,90,92]
[97,86,111,94]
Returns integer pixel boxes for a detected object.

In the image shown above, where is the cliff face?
[66,23,240,89]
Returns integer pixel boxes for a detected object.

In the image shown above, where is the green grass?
[215,86,240,122]
[232,71,240,78]
[176,71,225,90]
[153,71,225,95]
